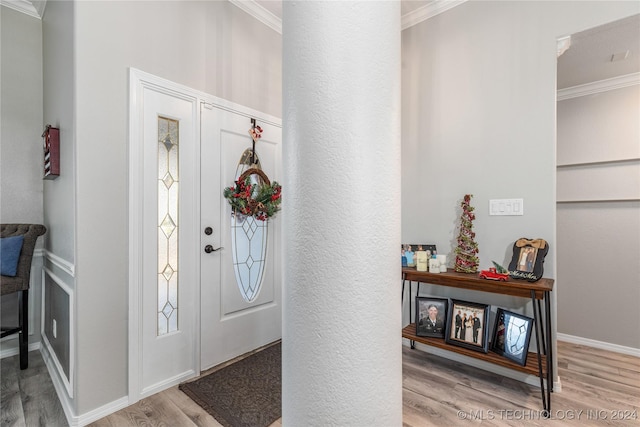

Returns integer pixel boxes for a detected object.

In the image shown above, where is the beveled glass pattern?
[231,149,268,302]
[506,316,528,357]
[157,117,179,335]
[232,214,268,301]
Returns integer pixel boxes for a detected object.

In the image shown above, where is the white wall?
[557,201,640,348]
[69,0,281,415]
[557,85,640,166]
[0,5,45,352]
[42,0,76,265]
[557,82,640,349]
[1,6,43,224]
[401,0,639,378]
[39,0,77,413]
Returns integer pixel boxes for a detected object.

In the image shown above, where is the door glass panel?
[158,116,179,335]
[231,149,268,302]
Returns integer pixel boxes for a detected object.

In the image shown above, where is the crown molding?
[32,0,45,17]
[1,0,41,18]
[229,0,281,34]
[231,0,466,34]
[401,0,467,30]
[557,72,640,101]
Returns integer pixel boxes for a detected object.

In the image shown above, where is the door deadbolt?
[204,227,213,235]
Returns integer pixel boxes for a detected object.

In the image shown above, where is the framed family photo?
[445,299,490,353]
[415,297,448,338]
[490,308,533,366]
[402,244,437,267]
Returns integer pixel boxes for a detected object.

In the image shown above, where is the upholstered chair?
[1,224,47,369]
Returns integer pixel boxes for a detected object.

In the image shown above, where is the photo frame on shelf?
[445,299,490,353]
[508,238,549,282]
[490,308,533,366]
[402,244,437,267]
[415,297,448,338]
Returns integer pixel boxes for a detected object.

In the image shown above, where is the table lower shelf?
[402,323,547,377]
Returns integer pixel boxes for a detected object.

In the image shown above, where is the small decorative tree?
[454,194,480,273]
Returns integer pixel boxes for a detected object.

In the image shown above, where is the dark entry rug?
[179,342,281,427]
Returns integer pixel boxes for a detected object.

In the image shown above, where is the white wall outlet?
[52,319,57,338]
[489,198,524,216]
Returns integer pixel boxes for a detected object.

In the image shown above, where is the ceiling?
[8,0,640,90]
[557,14,640,89]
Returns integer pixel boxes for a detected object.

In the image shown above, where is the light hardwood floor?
[0,349,67,427]
[3,342,638,426]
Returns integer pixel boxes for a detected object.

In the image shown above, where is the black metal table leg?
[531,290,549,417]
[545,290,553,399]
[409,280,415,348]
[536,299,546,355]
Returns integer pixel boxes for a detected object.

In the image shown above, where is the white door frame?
[128,68,203,402]
[128,68,282,404]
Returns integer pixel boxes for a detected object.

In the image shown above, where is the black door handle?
[204,245,223,253]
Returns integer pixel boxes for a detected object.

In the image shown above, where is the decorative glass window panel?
[157,117,179,335]
[505,316,528,357]
[231,149,269,302]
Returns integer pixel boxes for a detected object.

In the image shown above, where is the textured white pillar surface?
[282,2,402,425]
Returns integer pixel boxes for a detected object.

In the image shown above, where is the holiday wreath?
[224,168,282,221]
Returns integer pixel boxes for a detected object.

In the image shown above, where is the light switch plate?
[489,199,524,216]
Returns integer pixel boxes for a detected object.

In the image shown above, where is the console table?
[402,267,555,415]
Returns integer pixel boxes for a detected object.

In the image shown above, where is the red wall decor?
[42,125,60,179]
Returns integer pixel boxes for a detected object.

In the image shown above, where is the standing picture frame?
[508,238,549,282]
[415,297,448,338]
[490,308,534,366]
[445,299,490,353]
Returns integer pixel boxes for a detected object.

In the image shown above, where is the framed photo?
[415,297,448,338]
[491,308,533,366]
[402,244,437,267]
[445,299,490,353]
[508,238,549,282]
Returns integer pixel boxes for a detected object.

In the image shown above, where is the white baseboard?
[75,396,130,427]
[557,333,640,357]
[39,345,130,427]
[40,344,76,426]
[0,341,40,358]
[139,369,197,400]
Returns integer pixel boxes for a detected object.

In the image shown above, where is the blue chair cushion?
[1,235,24,277]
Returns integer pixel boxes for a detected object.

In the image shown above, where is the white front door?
[132,75,200,399]
[200,104,282,370]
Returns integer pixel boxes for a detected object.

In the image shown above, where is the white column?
[282,2,402,425]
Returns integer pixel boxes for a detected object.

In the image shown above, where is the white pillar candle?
[416,251,428,272]
[429,258,440,273]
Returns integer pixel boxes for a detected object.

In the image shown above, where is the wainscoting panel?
[42,266,74,398]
